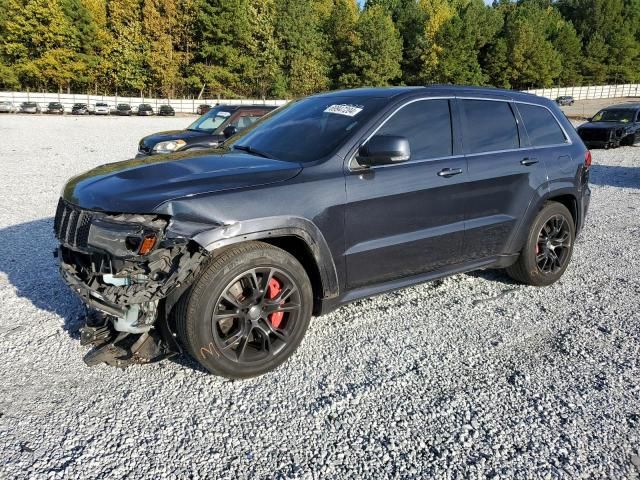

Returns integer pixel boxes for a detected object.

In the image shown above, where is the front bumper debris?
[54,198,208,368]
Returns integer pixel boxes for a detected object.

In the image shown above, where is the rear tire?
[506,202,575,286]
[175,241,313,378]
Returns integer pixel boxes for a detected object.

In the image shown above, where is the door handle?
[437,167,463,178]
[520,158,539,166]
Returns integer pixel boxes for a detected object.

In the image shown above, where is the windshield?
[96,103,108,107]
[49,103,61,107]
[592,109,636,123]
[228,95,387,162]
[188,107,234,133]
[117,104,129,109]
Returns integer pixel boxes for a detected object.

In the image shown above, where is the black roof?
[315,85,541,102]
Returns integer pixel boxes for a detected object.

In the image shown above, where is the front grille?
[54,198,94,248]
[579,128,611,142]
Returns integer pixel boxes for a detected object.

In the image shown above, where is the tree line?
[0,0,639,99]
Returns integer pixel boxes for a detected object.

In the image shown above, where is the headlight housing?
[153,139,186,153]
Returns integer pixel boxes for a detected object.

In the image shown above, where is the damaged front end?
[54,198,207,368]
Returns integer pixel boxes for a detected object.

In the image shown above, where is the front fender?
[188,216,340,299]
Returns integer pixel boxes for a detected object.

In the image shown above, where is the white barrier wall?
[524,84,640,100]
[2,84,639,112]
[0,91,287,113]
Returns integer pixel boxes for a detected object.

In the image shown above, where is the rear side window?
[460,100,519,153]
[518,104,567,146]
[376,99,452,160]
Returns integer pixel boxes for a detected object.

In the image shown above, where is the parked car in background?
[94,103,110,115]
[556,96,575,106]
[138,104,154,116]
[116,103,132,116]
[577,103,640,149]
[137,104,275,156]
[20,102,41,114]
[196,104,212,115]
[46,102,65,114]
[158,105,175,116]
[57,86,591,378]
[0,101,16,113]
[72,103,89,115]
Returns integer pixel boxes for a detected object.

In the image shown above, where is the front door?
[344,98,468,289]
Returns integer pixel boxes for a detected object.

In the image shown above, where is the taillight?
[584,150,592,169]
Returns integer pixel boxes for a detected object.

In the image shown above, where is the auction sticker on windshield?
[324,104,364,117]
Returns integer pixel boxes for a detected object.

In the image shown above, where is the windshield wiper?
[233,144,274,159]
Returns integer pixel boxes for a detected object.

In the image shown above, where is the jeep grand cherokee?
[55,86,591,378]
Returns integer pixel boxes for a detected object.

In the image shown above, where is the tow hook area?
[79,310,177,368]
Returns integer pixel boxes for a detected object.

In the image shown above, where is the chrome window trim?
[513,100,573,147]
[348,95,572,172]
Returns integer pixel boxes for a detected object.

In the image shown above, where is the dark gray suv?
[55,86,591,378]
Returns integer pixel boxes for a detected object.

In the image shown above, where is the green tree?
[106,0,148,93]
[341,4,402,87]
[274,0,330,96]
[324,0,360,88]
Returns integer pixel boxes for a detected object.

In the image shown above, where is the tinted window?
[518,104,566,146]
[460,100,519,153]
[375,99,452,160]
[230,96,387,162]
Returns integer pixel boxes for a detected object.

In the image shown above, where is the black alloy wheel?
[211,267,301,364]
[535,215,572,274]
[506,202,575,286]
[175,241,313,378]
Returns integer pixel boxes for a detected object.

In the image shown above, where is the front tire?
[506,202,575,286]
[175,241,313,378]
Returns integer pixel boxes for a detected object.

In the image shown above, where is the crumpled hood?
[62,150,303,213]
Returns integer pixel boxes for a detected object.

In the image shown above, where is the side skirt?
[318,254,519,315]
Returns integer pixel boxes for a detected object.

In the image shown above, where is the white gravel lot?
[0,114,639,479]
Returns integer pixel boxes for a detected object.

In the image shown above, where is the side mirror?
[223,125,238,139]
[356,135,410,167]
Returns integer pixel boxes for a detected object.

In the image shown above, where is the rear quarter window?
[518,103,567,147]
[459,99,520,154]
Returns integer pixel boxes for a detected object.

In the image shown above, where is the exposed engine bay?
[54,198,208,367]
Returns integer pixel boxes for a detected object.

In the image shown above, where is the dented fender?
[166,215,340,299]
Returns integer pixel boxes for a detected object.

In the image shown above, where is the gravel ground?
[1,115,639,479]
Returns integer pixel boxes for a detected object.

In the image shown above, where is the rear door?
[344,98,467,289]
[457,98,549,260]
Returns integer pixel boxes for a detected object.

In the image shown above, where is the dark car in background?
[138,104,154,116]
[46,102,65,114]
[556,96,575,106]
[577,103,640,148]
[158,105,175,116]
[196,104,212,115]
[20,102,41,114]
[116,103,132,116]
[72,103,89,115]
[56,86,591,378]
[137,104,275,156]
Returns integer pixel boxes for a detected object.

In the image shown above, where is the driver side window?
[376,99,453,161]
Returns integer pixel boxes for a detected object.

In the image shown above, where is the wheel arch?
[191,217,340,310]
[507,189,579,255]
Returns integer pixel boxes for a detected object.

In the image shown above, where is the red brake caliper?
[266,277,284,328]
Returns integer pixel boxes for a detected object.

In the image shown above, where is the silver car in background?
[94,103,110,115]
[0,101,16,113]
[20,102,41,114]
